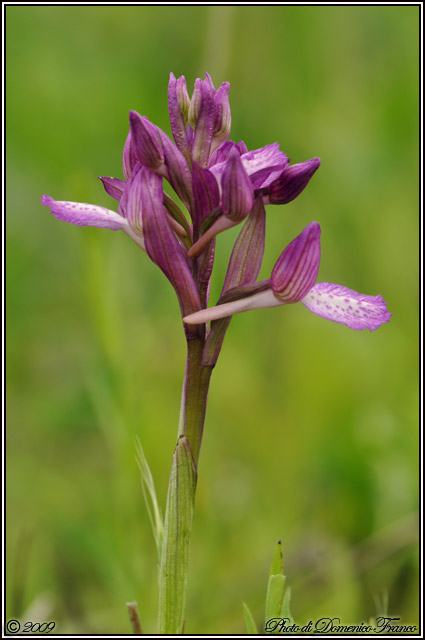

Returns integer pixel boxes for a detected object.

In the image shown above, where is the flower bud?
[119,163,144,237]
[188,78,202,129]
[129,111,164,170]
[176,76,190,124]
[122,130,138,180]
[221,150,254,221]
[268,157,321,204]
[213,82,231,140]
[271,222,321,303]
[190,76,215,166]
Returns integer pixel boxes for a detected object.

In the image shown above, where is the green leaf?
[269,539,283,578]
[242,601,259,634]
[281,586,293,625]
[135,437,163,561]
[265,540,286,632]
[158,436,197,634]
[265,574,286,632]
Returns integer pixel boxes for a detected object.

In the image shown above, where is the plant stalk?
[158,336,213,634]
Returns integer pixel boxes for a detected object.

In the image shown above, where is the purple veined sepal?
[209,142,288,188]
[210,82,231,154]
[176,76,191,122]
[168,72,191,157]
[99,174,187,238]
[99,176,126,201]
[119,162,145,236]
[122,162,188,239]
[123,129,138,180]
[264,157,321,205]
[241,143,290,189]
[271,221,321,303]
[191,162,220,237]
[139,168,202,330]
[129,111,168,176]
[188,150,254,257]
[301,283,392,331]
[221,149,255,221]
[189,74,215,167]
[208,140,240,167]
[159,129,194,212]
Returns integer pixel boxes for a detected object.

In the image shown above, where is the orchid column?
[42,71,390,634]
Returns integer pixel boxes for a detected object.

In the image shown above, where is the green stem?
[158,336,213,634]
[178,338,212,466]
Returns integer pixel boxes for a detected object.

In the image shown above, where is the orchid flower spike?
[42,70,390,338]
[184,222,391,331]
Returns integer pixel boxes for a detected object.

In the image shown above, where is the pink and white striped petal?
[301,283,391,331]
[41,195,128,231]
[183,288,280,324]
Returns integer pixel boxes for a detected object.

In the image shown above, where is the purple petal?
[192,162,220,234]
[301,283,392,331]
[99,176,126,202]
[210,142,288,186]
[168,72,190,155]
[267,157,321,204]
[188,78,202,126]
[208,140,239,168]
[118,163,144,236]
[140,170,201,320]
[159,130,194,211]
[176,75,191,119]
[241,143,289,180]
[221,149,254,221]
[122,129,138,180]
[249,166,286,190]
[236,140,248,155]
[41,195,127,231]
[129,111,164,170]
[211,82,231,153]
[191,76,215,167]
[271,222,321,303]
[213,82,231,134]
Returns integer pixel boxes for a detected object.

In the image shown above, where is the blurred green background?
[6,5,419,634]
